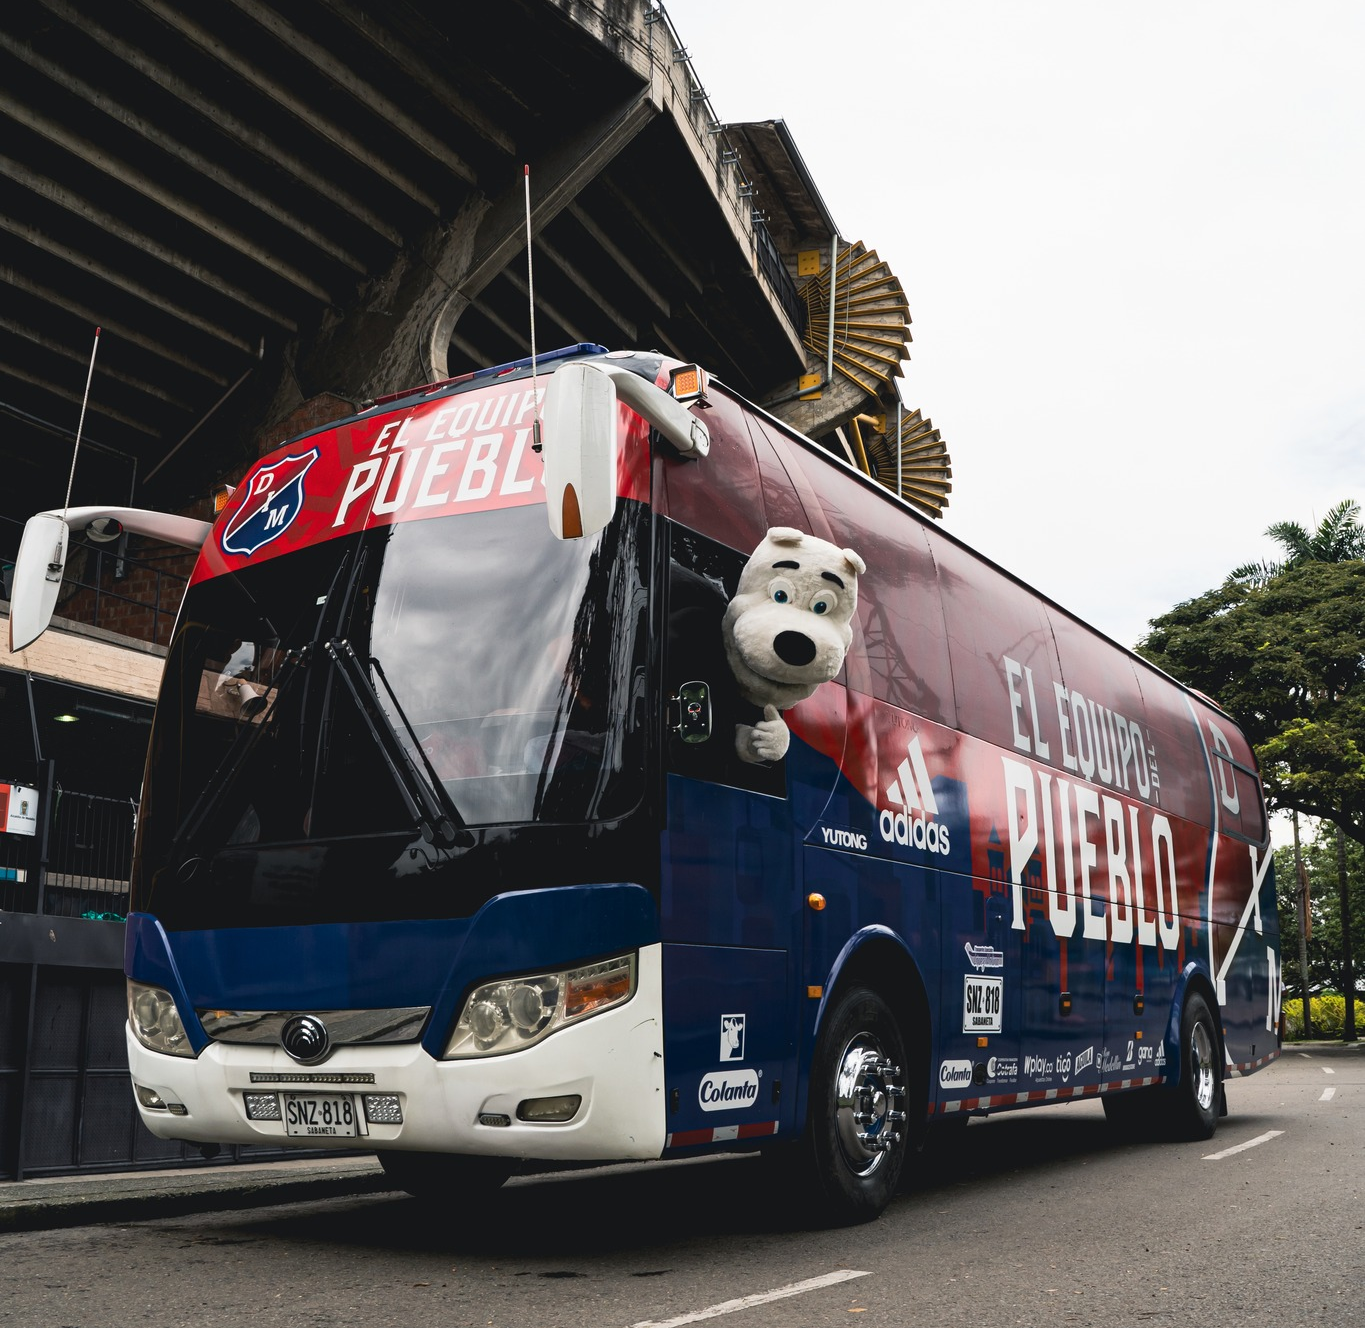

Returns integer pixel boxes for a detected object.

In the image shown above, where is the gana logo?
[939,1059,973,1089]
[880,736,951,855]
[699,1069,760,1112]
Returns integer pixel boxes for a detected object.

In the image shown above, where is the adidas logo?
[879,735,951,854]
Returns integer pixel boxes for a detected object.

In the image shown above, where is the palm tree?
[1230,499,1365,585]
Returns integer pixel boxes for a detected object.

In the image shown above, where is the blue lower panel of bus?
[660,942,794,1147]
[125,883,658,1057]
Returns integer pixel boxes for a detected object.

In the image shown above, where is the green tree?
[1274,827,1365,1023]
[1139,555,1365,1041]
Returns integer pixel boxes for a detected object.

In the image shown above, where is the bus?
[9,343,1282,1224]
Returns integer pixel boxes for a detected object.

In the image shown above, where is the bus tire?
[1166,991,1221,1141]
[794,985,910,1226]
[376,1150,513,1200]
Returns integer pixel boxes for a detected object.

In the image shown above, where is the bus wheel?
[1167,992,1221,1141]
[376,1150,513,1200]
[798,985,910,1226]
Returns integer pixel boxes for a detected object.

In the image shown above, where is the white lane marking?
[1203,1129,1284,1161]
[1323,1066,1336,1075]
[1299,1052,1312,1058]
[629,1270,873,1327]
[1321,1087,1337,1101]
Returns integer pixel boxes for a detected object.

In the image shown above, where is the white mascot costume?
[722,527,865,764]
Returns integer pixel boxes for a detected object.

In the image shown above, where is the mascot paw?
[736,704,790,764]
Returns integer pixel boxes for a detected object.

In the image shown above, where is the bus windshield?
[133,502,650,926]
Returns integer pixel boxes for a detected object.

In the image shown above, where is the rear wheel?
[376,1150,513,1200]
[1166,991,1221,1141]
[788,985,910,1226]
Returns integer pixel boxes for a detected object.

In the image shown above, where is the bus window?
[665,526,784,797]
[660,390,767,553]
[753,416,955,725]
[931,539,1062,754]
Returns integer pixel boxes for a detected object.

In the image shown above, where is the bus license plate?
[281,1093,360,1138]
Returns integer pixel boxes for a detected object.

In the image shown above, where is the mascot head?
[722,527,865,712]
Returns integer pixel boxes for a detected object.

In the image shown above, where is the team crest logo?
[221,448,320,557]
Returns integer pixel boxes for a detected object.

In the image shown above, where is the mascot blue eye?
[812,599,829,614]
[773,589,789,603]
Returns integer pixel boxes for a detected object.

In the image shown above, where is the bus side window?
[665,527,784,797]
[660,391,767,553]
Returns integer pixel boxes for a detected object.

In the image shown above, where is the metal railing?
[753,218,807,333]
[0,785,134,919]
[44,789,136,919]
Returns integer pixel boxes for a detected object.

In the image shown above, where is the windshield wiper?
[323,638,472,848]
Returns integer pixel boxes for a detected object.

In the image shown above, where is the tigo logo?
[879,736,950,854]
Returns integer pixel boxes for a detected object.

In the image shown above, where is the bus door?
[655,396,812,1146]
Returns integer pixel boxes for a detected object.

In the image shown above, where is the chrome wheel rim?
[833,1032,906,1177]
[1190,1019,1216,1112]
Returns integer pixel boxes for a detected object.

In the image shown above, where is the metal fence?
[44,790,136,920]
[0,786,134,919]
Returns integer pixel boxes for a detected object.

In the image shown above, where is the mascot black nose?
[774,631,817,666]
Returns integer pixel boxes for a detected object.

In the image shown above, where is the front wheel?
[1166,991,1222,1141]
[789,985,911,1226]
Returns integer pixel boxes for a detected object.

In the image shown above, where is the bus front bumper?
[126,944,666,1161]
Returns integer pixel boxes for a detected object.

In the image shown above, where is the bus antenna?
[61,325,102,520]
[524,164,543,453]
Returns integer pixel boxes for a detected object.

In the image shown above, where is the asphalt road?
[3,1043,1360,1328]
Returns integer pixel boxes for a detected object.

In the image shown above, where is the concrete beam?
[139,0,441,214]
[36,0,404,246]
[762,363,877,441]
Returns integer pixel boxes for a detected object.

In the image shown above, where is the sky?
[664,0,1365,651]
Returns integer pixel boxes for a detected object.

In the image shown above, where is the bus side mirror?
[540,361,618,541]
[670,681,712,744]
[8,505,211,651]
[8,512,71,652]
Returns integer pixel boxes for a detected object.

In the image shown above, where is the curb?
[0,1161,392,1234]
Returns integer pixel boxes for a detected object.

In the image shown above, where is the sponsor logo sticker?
[964,943,1004,971]
[879,736,951,855]
[719,1014,746,1061]
[939,1059,974,1090]
[699,1069,760,1111]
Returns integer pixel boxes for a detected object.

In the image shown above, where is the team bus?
[9,344,1281,1224]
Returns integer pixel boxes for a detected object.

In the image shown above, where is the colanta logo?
[879,735,951,855]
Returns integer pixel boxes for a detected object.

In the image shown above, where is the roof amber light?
[212,484,236,514]
[669,364,706,404]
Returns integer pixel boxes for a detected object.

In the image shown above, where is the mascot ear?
[842,548,867,577]
[766,527,805,546]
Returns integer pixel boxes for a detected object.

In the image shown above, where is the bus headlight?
[127,981,194,1058]
[443,953,636,1059]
